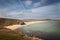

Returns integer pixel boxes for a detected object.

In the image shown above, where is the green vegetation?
[0,28,41,40]
[0,28,23,40]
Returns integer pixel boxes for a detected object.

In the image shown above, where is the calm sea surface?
[16,21,60,40]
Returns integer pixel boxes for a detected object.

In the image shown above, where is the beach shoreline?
[5,21,47,30]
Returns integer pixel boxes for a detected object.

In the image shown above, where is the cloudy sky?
[0,0,60,19]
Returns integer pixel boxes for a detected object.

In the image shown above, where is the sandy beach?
[6,21,47,30]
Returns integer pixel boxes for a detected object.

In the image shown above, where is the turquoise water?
[16,21,60,40]
[16,21,60,33]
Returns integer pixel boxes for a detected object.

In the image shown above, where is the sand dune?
[6,21,47,30]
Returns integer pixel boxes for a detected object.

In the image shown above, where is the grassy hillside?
[0,28,42,40]
[0,28,31,40]
[0,18,25,28]
[0,28,21,40]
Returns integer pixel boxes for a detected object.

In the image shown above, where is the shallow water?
[16,21,60,33]
[16,21,60,40]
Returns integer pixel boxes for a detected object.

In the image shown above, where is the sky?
[0,0,60,19]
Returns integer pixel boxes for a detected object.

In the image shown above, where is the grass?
[0,28,42,40]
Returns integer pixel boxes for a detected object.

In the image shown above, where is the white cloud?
[33,2,41,7]
[31,3,60,19]
[32,0,48,8]
[32,3,60,14]
[0,2,60,19]
[0,8,9,17]
[41,0,47,3]
[23,0,32,6]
